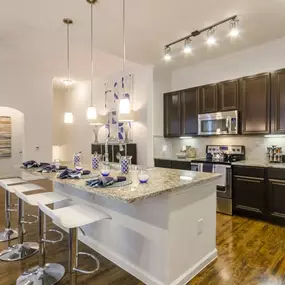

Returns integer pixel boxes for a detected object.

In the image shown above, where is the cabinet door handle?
[235,175,264,181]
[269,179,285,185]
[237,178,261,183]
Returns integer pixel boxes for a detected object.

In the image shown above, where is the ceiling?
[1,0,285,77]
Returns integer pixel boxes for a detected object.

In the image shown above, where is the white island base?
[54,180,217,285]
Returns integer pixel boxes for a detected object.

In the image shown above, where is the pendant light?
[86,0,97,124]
[63,18,74,124]
[119,0,131,115]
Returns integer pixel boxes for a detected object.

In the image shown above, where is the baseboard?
[81,235,166,285]
[170,249,218,285]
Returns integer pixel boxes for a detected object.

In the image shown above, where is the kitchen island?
[18,166,220,285]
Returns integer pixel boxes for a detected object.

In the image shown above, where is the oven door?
[198,110,238,135]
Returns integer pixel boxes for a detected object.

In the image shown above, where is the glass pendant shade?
[87,106,97,122]
[119,98,130,114]
[64,112,74,124]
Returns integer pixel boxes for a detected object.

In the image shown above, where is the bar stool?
[0,178,26,242]
[38,202,111,285]
[15,189,69,285]
[0,183,44,262]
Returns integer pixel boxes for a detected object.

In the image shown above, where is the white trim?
[170,249,217,285]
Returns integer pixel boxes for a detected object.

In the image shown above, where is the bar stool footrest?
[42,229,64,244]
[73,252,100,274]
[22,214,38,225]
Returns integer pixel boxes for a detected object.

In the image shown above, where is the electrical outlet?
[197,219,203,235]
[162,145,167,152]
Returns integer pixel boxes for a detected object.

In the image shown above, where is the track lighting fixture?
[183,38,192,54]
[206,28,217,46]
[164,46,171,61]
[163,15,240,61]
[229,19,240,37]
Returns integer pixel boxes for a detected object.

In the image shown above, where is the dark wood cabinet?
[271,68,285,134]
[199,84,218,114]
[154,159,172,168]
[218,79,239,111]
[171,160,191,170]
[268,168,285,225]
[233,166,266,218]
[240,73,271,134]
[91,143,137,164]
[181,88,199,136]
[164,92,181,137]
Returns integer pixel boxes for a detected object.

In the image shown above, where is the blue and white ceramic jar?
[120,156,132,174]
[91,153,101,170]
[73,152,81,168]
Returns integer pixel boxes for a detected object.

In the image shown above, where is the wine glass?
[137,167,149,183]
[100,162,111,177]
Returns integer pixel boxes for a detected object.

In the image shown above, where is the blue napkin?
[86,176,126,188]
[57,169,91,179]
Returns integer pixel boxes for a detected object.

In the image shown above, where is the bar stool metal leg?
[0,197,39,261]
[69,228,78,285]
[16,208,65,285]
[0,189,18,242]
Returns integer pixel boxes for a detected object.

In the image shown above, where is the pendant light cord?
[90,3,94,106]
[67,23,70,81]
[123,0,126,75]
[122,0,126,97]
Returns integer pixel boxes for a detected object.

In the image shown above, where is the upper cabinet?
[218,79,239,111]
[272,68,285,134]
[198,84,218,114]
[240,73,271,134]
[163,92,181,137]
[181,88,199,136]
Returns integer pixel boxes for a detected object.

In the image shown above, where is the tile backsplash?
[153,135,285,160]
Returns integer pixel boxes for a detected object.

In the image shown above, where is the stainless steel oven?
[198,110,238,136]
[191,162,233,215]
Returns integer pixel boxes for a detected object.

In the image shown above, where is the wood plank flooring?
[1,180,285,284]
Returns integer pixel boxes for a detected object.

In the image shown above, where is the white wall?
[53,62,154,167]
[0,66,53,162]
[0,107,24,170]
[172,37,285,90]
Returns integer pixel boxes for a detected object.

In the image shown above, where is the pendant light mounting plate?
[63,18,73,25]
[86,0,98,4]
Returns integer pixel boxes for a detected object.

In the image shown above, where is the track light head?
[229,18,240,37]
[206,27,217,46]
[183,38,192,54]
[164,46,171,61]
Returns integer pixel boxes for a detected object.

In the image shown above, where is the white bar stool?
[15,189,69,285]
[38,202,111,285]
[0,183,44,262]
[0,178,27,242]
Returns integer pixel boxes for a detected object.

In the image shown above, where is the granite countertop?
[232,160,285,169]
[16,165,221,203]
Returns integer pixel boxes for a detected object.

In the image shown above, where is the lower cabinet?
[233,166,285,226]
[154,159,172,168]
[268,168,285,225]
[154,159,191,170]
[233,175,266,218]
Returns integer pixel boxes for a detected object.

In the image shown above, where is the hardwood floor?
[1,181,285,285]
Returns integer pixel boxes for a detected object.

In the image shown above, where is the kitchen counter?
[232,160,285,169]
[154,156,194,162]
[22,166,220,203]
[16,164,220,285]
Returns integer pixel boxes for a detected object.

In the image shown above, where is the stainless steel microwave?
[198,110,238,135]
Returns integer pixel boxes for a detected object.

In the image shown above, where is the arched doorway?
[0,107,25,172]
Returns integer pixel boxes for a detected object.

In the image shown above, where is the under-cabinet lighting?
[179,137,193,139]
[264,135,285,138]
